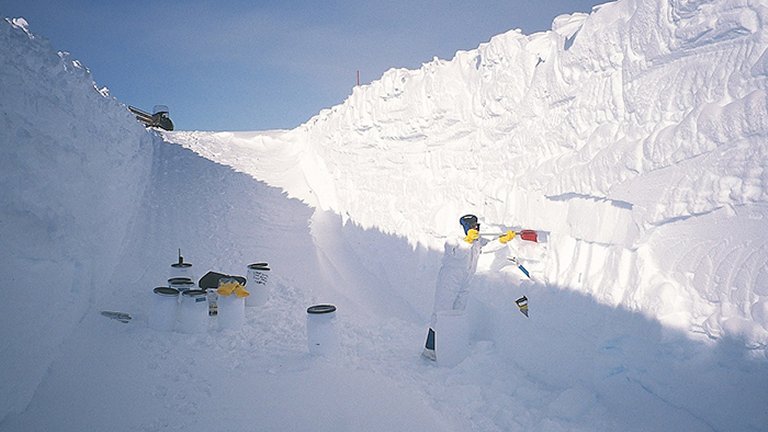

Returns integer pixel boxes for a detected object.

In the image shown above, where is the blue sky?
[2,0,601,131]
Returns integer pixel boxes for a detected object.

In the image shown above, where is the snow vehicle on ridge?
[128,104,174,131]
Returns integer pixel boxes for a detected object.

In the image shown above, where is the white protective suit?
[429,234,507,327]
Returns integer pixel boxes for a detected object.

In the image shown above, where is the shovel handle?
[481,230,538,242]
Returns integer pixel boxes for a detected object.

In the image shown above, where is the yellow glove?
[217,280,239,296]
[499,230,516,244]
[464,228,480,243]
[234,285,250,298]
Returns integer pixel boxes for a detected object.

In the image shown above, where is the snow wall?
[285,0,768,344]
[0,18,155,420]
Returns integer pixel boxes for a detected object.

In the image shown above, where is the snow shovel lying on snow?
[100,310,132,323]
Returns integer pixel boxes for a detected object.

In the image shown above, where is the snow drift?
[2,0,768,430]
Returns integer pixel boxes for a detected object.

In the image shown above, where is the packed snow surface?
[2,0,768,431]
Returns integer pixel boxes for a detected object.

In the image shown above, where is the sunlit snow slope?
[173,0,768,348]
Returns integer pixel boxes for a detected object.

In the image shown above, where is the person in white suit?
[423,214,515,361]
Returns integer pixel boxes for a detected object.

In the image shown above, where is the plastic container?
[246,263,271,307]
[217,294,245,330]
[306,304,338,356]
[177,289,208,333]
[169,277,195,293]
[170,262,193,280]
[149,287,179,332]
[435,310,469,367]
[169,250,194,280]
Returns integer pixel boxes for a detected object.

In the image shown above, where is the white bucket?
[169,261,193,281]
[169,277,195,293]
[177,289,208,333]
[149,287,179,332]
[306,304,338,356]
[435,310,469,367]
[245,263,270,307]
[217,294,245,330]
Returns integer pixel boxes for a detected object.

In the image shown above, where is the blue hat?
[459,214,479,234]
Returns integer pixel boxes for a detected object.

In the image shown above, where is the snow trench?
[2,1,768,430]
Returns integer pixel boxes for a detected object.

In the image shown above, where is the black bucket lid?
[168,277,193,284]
[307,304,337,314]
[249,266,270,272]
[171,262,192,268]
[182,289,207,297]
[248,262,269,269]
[154,286,179,296]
